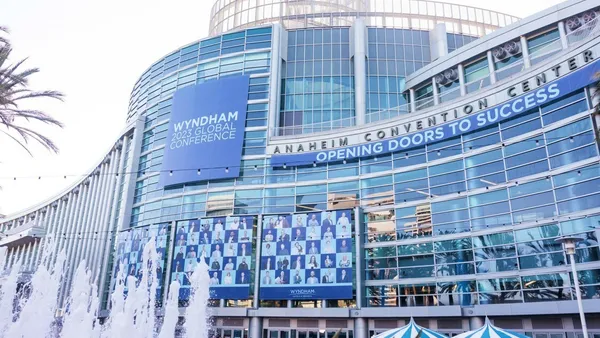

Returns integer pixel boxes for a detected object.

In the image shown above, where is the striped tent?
[373,318,448,338]
[453,318,530,338]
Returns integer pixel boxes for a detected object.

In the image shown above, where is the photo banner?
[259,210,353,300]
[158,75,250,187]
[171,216,254,300]
[114,223,170,300]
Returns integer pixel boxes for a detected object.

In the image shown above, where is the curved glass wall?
[209,0,519,37]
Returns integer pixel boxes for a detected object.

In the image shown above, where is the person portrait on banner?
[238,257,249,270]
[294,215,304,227]
[211,259,221,270]
[324,255,333,268]
[294,270,302,284]
[265,257,272,270]
[322,212,334,227]
[282,256,289,270]
[178,226,186,235]
[239,271,247,284]
[227,231,235,243]
[159,226,167,236]
[322,269,334,284]
[339,225,350,238]
[279,229,290,242]
[264,230,274,242]
[340,269,349,283]
[307,270,319,284]
[293,242,304,255]
[202,221,211,232]
[264,243,273,256]
[263,271,273,285]
[230,217,240,230]
[278,215,290,228]
[187,247,196,258]
[176,247,185,260]
[210,272,220,285]
[308,214,319,227]
[323,240,335,254]
[240,217,248,230]
[214,219,224,232]
[224,272,233,285]
[189,233,198,245]
[240,242,249,256]
[339,239,350,253]
[337,212,350,226]
[278,243,289,255]
[174,261,183,272]
[294,228,304,241]
[308,255,319,269]
[212,244,222,258]
[225,258,234,270]
[199,245,207,258]
[323,227,333,240]
[294,256,302,270]
[267,217,276,229]
[202,232,210,244]
[307,227,319,240]
[275,271,287,284]
[177,234,186,247]
[189,221,197,233]
[240,230,250,242]
[225,243,236,256]
[308,242,319,254]
[339,254,351,268]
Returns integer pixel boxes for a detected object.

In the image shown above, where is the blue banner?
[259,210,354,300]
[114,223,169,300]
[271,57,600,167]
[158,75,250,187]
[171,217,254,300]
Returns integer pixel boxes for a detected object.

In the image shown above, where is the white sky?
[0,0,566,215]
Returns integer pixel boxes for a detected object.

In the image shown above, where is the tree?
[0,26,64,155]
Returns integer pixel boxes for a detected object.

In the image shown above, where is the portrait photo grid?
[115,223,169,298]
[259,210,353,292]
[171,216,254,300]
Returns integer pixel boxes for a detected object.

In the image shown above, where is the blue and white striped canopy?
[453,318,530,338]
[373,318,448,338]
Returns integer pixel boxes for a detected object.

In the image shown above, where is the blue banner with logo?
[259,210,354,300]
[271,56,600,167]
[158,75,250,187]
[172,217,254,300]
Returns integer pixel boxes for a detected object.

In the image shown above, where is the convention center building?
[2,0,600,337]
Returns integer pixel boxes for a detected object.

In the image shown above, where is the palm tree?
[0,27,63,155]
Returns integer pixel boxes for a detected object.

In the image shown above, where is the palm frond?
[0,35,64,154]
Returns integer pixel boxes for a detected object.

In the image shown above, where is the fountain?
[0,238,211,338]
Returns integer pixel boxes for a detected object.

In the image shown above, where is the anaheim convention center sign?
[158,75,250,187]
[270,49,600,167]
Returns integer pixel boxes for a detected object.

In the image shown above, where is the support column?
[353,206,364,308]
[432,78,440,105]
[558,21,569,50]
[354,317,368,338]
[409,89,416,112]
[589,85,600,143]
[458,63,466,96]
[487,51,497,84]
[253,214,263,308]
[520,36,531,69]
[250,317,262,338]
[268,24,283,136]
[353,18,367,126]
[469,317,485,330]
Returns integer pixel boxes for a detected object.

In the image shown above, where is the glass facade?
[2,2,600,337]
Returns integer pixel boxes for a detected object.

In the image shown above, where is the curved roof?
[209,0,520,37]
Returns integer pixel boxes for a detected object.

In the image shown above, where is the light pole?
[556,236,588,338]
